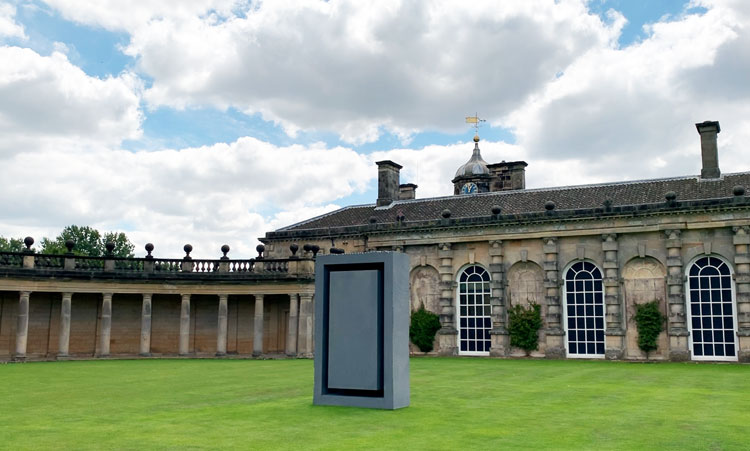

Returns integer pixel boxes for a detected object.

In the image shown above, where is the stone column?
[253,294,264,357]
[58,292,73,358]
[543,237,564,358]
[665,229,689,361]
[602,234,624,359]
[437,243,457,355]
[733,226,750,362]
[216,294,228,356]
[179,294,191,356]
[15,291,30,360]
[286,294,299,356]
[297,293,314,358]
[140,294,152,356]
[99,292,113,357]
[488,240,509,356]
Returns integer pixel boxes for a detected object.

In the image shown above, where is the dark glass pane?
[460,318,467,327]
[714,345,725,356]
[689,264,700,276]
[566,281,574,291]
[724,317,733,329]
[568,306,575,316]
[568,331,576,341]
[579,272,592,280]
[481,272,490,282]
[691,304,700,315]
[468,329,475,339]
[704,344,714,356]
[468,307,475,316]
[586,318,594,329]
[576,281,584,291]
[594,293,603,305]
[587,330,595,341]
[461,330,467,339]
[693,331,702,342]
[703,331,712,342]
[468,318,475,327]
[692,317,701,329]
[689,278,699,289]
[569,343,577,354]
[484,318,491,328]
[708,257,720,268]
[460,272,468,282]
[587,343,596,354]
[578,331,586,341]
[596,343,604,354]
[461,341,468,351]
[568,318,575,329]
[712,304,722,315]
[591,268,602,279]
[595,331,604,341]
[702,304,711,315]
[584,281,593,292]
[595,318,604,329]
[468,341,475,352]
[711,277,721,289]
[594,281,602,291]
[700,291,710,302]
[700,278,709,290]
[693,343,702,355]
[721,277,731,289]
[577,318,585,329]
[577,306,585,316]
[725,331,734,343]
[585,293,593,304]
[595,306,603,316]
[576,294,584,305]
[567,293,576,304]
[586,306,594,316]
[572,262,583,272]
[722,290,732,302]
[460,306,467,316]
[468,274,482,282]
[726,344,736,356]
[689,290,700,302]
[713,317,723,329]
[702,317,711,329]
[697,257,709,267]
[702,266,719,276]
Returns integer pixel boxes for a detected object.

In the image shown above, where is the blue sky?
[1,0,749,257]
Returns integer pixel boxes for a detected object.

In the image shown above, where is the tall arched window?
[686,256,737,361]
[564,261,605,357]
[457,265,492,355]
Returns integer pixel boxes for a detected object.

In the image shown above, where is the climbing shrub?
[634,300,665,357]
[409,304,441,352]
[508,302,543,355]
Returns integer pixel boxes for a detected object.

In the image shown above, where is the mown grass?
[0,358,748,450]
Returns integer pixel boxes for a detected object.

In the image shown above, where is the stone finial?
[145,243,154,258]
[369,216,378,224]
[23,236,34,251]
[290,243,299,256]
[65,239,75,253]
[256,244,265,259]
[310,244,320,257]
[396,209,405,223]
[183,244,193,259]
[105,241,115,255]
[544,201,556,211]
[441,209,451,218]
[330,247,345,254]
[734,185,746,196]
[491,205,501,215]
[602,199,613,211]
[665,191,677,207]
[303,243,312,254]
[221,244,230,259]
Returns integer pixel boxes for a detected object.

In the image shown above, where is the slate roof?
[276,172,750,233]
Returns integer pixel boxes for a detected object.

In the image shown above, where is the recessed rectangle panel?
[327,269,382,391]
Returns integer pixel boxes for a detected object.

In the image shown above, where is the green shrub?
[508,302,543,355]
[634,301,665,357]
[409,304,441,352]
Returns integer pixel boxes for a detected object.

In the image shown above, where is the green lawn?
[0,358,748,450]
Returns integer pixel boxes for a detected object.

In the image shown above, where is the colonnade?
[11,290,314,360]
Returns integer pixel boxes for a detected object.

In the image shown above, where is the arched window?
[686,256,737,361]
[564,261,605,357]
[457,265,492,355]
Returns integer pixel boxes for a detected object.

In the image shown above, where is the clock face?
[461,182,478,194]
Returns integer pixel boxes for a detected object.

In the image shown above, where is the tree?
[0,236,26,252]
[40,225,135,258]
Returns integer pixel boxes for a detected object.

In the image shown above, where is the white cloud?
[0,2,25,40]
[42,0,621,144]
[0,46,143,157]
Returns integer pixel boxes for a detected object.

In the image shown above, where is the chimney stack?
[376,160,402,206]
[399,183,417,200]
[696,121,721,179]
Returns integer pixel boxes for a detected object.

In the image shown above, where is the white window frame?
[562,260,606,359]
[456,264,492,356]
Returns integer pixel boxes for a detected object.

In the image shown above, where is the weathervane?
[465,113,486,140]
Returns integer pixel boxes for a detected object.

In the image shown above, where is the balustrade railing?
[0,251,308,277]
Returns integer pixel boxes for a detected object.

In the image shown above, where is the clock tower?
[452,134,491,195]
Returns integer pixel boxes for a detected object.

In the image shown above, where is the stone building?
[262,121,750,362]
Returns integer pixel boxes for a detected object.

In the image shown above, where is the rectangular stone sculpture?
[313,252,410,409]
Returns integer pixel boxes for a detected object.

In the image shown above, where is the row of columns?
[13,291,314,360]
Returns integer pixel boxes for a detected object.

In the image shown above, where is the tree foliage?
[409,304,442,352]
[508,302,543,356]
[0,236,26,252]
[634,301,665,358]
[40,225,135,258]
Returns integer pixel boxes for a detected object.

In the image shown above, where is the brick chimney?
[376,160,402,206]
[399,183,417,200]
[696,121,721,179]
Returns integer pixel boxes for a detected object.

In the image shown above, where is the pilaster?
[297,294,314,358]
[253,294,264,357]
[216,294,228,356]
[178,293,190,356]
[14,291,30,361]
[437,243,457,356]
[98,292,113,357]
[488,240,509,356]
[664,229,689,361]
[602,234,624,359]
[286,294,299,357]
[542,237,564,358]
[58,292,72,358]
[140,294,152,356]
[733,226,750,362]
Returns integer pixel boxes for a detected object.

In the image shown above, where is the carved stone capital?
[601,233,617,242]
[664,229,682,240]
[439,242,452,251]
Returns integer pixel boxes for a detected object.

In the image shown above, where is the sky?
[1,0,749,258]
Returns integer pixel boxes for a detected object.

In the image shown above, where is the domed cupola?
[452,134,491,195]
